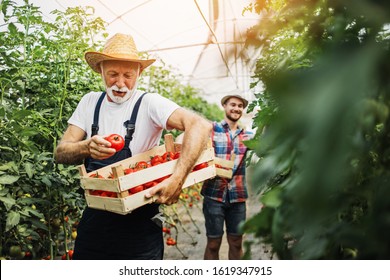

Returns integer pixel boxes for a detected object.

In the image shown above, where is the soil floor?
[163,177,276,260]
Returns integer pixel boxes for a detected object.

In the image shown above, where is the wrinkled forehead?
[100,60,140,72]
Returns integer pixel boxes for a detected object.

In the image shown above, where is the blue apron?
[73,92,163,260]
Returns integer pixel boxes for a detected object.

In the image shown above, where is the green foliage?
[243,0,390,259]
[0,0,220,259]
[0,0,105,259]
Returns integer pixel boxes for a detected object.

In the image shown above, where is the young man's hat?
[221,91,249,108]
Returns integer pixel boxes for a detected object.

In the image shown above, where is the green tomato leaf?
[6,211,20,232]
[25,162,34,178]
[41,176,52,187]
[8,22,17,34]
[27,208,44,219]
[0,196,16,210]
[260,187,282,208]
[0,175,20,185]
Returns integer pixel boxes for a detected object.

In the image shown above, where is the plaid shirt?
[202,120,253,203]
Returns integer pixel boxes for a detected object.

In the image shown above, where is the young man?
[201,92,253,260]
[55,33,212,259]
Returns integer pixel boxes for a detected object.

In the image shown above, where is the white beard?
[106,82,137,104]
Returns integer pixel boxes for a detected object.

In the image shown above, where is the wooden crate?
[214,154,235,179]
[78,134,217,214]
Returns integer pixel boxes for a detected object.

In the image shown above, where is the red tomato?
[155,174,170,183]
[173,152,180,159]
[135,161,148,170]
[193,162,208,171]
[106,191,117,198]
[162,227,171,234]
[100,191,109,197]
[90,190,102,196]
[68,249,74,259]
[166,237,176,246]
[124,168,134,175]
[104,134,125,152]
[62,249,74,260]
[162,152,175,162]
[129,185,144,194]
[89,172,104,179]
[151,155,163,166]
[144,181,158,189]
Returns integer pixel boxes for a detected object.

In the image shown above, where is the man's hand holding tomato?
[88,134,124,160]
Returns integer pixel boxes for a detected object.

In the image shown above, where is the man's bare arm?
[55,125,118,165]
[146,108,212,204]
[54,125,90,165]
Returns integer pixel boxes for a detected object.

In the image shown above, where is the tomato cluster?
[162,225,177,246]
[166,237,176,246]
[88,151,209,197]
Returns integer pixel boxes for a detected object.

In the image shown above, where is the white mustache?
[110,85,130,92]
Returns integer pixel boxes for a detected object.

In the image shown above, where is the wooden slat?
[216,168,233,179]
[164,134,175,152]
[80,177,119,192]
[85,194,125,213]
[214,157,234,169]
[111,165,128,198]
[112,165,124,178]
[78,165,87,176]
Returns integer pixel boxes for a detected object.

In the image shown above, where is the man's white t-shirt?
[68,90,180,155]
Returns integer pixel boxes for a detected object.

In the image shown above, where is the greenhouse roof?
[24,0,261,107]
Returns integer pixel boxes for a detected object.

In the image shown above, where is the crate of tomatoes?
[214,155,235,179]
[78,134,219,214]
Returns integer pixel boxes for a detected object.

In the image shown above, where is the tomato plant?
[104,134,125,152]
[0,0,222,260]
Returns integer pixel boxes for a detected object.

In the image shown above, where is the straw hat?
[85,33,156,73]
[221,90,249,108]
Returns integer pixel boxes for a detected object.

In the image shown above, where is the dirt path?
[163,175,275,260]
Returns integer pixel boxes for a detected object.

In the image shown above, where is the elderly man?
[55,33,211,260]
